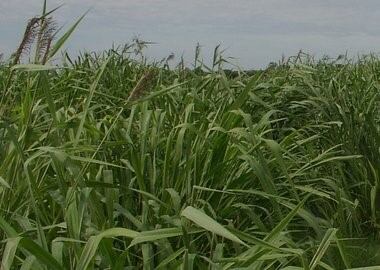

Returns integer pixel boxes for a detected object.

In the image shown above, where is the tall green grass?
[0,3,379,269]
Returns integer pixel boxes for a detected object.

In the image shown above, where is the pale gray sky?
[1,0,380,68]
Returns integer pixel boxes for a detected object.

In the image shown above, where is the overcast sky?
[1,0,380,68]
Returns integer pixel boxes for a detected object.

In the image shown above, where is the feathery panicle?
[12,16,57,65]
[41,37,53,64]
[13,17,40,65]
[36,16,57,63]
[127,69,156,102]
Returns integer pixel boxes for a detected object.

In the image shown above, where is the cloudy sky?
[1,0,380,68]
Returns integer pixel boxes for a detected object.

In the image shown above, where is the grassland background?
[0,5,379,270]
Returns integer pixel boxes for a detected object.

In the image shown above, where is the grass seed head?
[127,69,156,102]
[13,17,40,64]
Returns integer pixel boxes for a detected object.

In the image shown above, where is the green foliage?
[0,4,379,270]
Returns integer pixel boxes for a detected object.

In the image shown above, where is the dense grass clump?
[0,5,379,270]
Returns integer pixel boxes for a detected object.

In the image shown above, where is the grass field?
[0,3,379,269]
